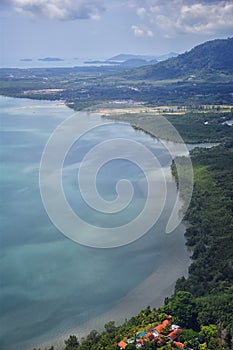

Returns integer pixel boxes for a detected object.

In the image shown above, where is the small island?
[38,57,64,62]
[20,58,33,61]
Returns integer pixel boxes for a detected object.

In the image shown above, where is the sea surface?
[0,96,190,350]
[1,57,98,69]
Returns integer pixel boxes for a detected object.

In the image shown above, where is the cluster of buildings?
[118,315,185,349]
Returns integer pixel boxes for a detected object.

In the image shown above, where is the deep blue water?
[0,96,190,350]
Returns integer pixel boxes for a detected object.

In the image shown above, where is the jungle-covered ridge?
[125,38,233,80]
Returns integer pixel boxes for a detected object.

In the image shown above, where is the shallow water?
[0,96,190,350]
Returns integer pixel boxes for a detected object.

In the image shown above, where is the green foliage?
[105,321,117,335]
[175,147,233,298]
[196,287,233,331]
[64,335,79,350]
[179,329,199,343]
[162,291,198,329]
[200,325,218,338]
[165,110,233,143]
[125,344,136,349]
[173,146,233,348]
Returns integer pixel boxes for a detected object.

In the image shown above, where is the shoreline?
[92,104,225,145]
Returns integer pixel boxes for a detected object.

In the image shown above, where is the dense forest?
[35,146,233,350]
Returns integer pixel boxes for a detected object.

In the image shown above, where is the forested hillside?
[127,38,233,80]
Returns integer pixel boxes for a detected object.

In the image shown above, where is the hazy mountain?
[108,54,157,62]
[156,52,178,61]
[120,58,157,68]
[129,38,233,80]
[84,56,158,68]
[108,52,178,63]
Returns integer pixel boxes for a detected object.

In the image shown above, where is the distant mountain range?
[128,38,233,80]
[84,52,178,68]
[84,57,156,68]
[108,54,157,61]
[108,52,178,62]
[21,53,178,68]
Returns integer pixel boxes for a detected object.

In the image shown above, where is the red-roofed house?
[168,329,182,340]
[153,319,171,334]
[174,341,185,349]
[153,324,164,333]
[162,319,171,327]
[118,340,127,349]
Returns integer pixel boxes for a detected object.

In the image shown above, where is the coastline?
[95,105,225,145]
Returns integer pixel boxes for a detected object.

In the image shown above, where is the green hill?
[128,38,233,80]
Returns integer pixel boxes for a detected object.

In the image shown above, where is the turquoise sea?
[0,96,190,350]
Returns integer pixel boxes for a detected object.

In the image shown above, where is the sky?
[1,0,233,66]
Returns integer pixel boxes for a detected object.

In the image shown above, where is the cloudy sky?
[1,0,233,65]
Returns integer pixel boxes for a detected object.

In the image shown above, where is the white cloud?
[132,24,154,37]
[130,0,233,37]
[136,7,146,18]
[132,25,144,37]
[2,0,106,20]
[177,2,233,34]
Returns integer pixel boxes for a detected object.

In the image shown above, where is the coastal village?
[118,315,185,349]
